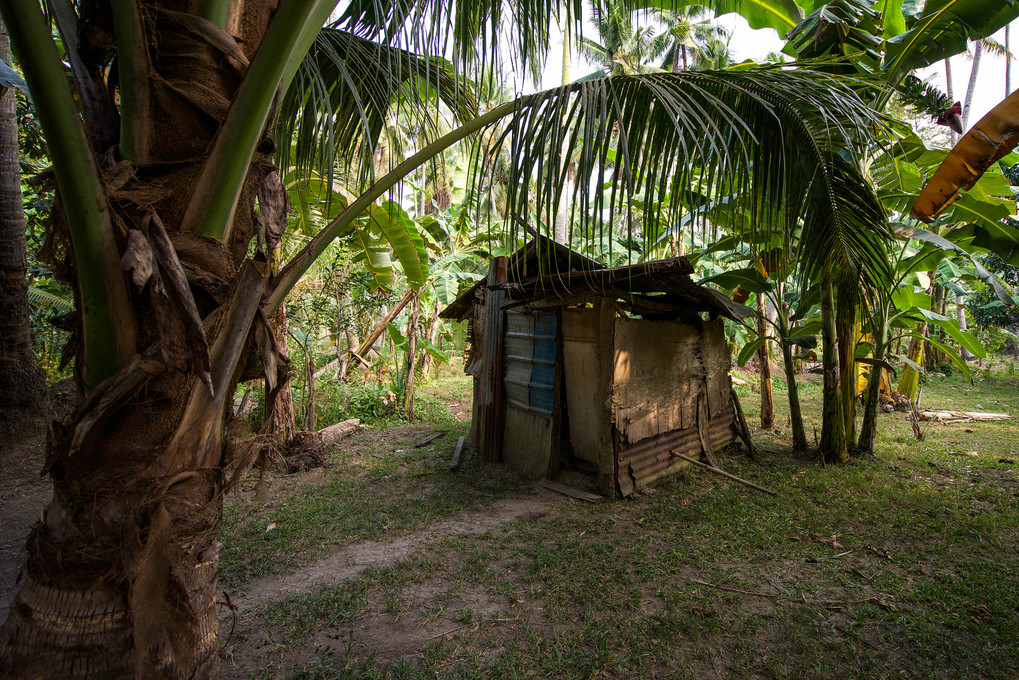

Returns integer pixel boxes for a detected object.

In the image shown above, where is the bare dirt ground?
[221,489,566,679]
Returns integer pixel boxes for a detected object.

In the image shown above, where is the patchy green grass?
[220,414,519,590]
[224,366,1019,680]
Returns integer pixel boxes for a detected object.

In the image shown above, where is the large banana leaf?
[884,0,1019,81]
[350,221,397,290]
[912,90,1019,222]
[365,201,430,290]
[639,0,803,33]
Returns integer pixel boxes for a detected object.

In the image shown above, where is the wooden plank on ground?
[449,437,466,470]
[537,479,603,502]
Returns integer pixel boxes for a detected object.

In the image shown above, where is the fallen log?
[414,431,446,448]
[277,418,361,473]
[314,418,361,446]
[918,410,1011,423]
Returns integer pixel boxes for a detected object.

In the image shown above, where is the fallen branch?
[806,550,853,563]
[414,431,446,448]
[314,418,360,447]
[918,409,1011,423]
[672,452,776,496]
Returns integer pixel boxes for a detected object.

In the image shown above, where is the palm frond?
[277,28,478,191]
[487,67,893,290]
[335,0,581,83]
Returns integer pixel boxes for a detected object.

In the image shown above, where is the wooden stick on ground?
[671,451,777,496]
[414,431,446,448]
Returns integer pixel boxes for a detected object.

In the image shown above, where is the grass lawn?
[221,362,1019,679]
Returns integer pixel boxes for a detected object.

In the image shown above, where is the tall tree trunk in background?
[403,291,421,420]
[419,301,440,376]
[962,41,983,131]
[945,58,958,145]
[820,273,847,463]
[0,17,46,440]
[774,290,807,451]
[756,294,774,429]
[554,26,572,244]
[858,326,888,454]
[1008,24,1013,97]
[956,293,975,360]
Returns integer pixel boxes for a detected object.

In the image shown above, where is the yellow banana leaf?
[912,90,1019,222]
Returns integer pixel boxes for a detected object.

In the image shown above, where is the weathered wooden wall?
[611,318,731,443]
[562,308,601,465]
[612,318,736,495]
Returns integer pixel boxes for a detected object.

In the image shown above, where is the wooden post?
[478,257,507,462]
[596,298,616,497]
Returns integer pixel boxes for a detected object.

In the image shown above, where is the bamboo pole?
[342,289,415,380]
[671,452,777,496]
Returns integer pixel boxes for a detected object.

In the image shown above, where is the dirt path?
[221,489,567,678]
[228,491,561,610]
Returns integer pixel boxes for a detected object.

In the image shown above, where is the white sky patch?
[529,13,1015,138]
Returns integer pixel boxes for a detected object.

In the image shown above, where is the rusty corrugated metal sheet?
[617,407,737,496]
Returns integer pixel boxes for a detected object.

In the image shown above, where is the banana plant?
[856,224,1008,450]
[703,253,817,452]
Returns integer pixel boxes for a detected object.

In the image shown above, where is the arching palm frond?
[335,0,581,84]
[277,27,478,192]
[488,67,893,290]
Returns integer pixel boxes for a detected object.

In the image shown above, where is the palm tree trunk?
[1007,24,1012,97]
[956,293,975,360]
[820,273,847,463]
[858,329,887,454]
[945,58,958,145]
[0,4,282,675]
[403,291,421,420]
[962,41,983,131]
[756,294,774,429]
[0,16,45,439]
[837,297,857,451]
[775,295,807,450]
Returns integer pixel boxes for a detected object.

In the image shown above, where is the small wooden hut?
[440,236,753,497]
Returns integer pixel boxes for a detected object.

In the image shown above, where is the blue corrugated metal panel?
[529,311,556,415]
[502,310,557,417]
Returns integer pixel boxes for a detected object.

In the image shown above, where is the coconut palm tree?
[0,17,45,439]
[0,0,971,675]
[656,6,730,72]
[576,0,671,76]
